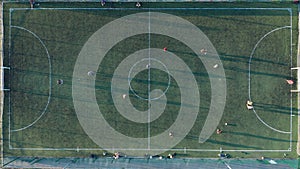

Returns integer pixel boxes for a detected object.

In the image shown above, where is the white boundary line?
[9,26,52,132]
[9,7,292,11]
[147,11,151,150]
[289,8,293,151]
[8,147,291,152]
[7,7,292,153]
[248,25,292,134]
[8,8,12,149]
[10,25,52,132]
[297,9,300,156]
[0,1,4,167]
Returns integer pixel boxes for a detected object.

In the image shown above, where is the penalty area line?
[9,26,52,132]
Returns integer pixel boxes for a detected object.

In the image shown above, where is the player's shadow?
[224,123,237,126]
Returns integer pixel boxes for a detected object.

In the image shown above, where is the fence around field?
[2,157,299,168]
[2,0,297,2]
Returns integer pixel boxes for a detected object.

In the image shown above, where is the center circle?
[128,58,171,101]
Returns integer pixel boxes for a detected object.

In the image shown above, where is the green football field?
[2,2,299,158]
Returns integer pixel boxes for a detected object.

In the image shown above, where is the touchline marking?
[10,26,52,132]
[8,8,12,149]
[1,2,5,166]
[147,11,151,150]
[248,25,292,134]
[289,9,293,150]
[9,147,291,152]
[10,7,292,11]
[8,7,292,153]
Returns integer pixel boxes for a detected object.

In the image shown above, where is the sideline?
[297,5,300,155]
[0,2,4,167]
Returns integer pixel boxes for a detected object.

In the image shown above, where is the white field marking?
[248,26,292,134]
[128,58,171,100]
[7,7,292,152]
[0,67,10,90]
[8,147,291,152]
[10,26,52,132]
[63,161,72,169]
[289,9,293,151]
[1,66,10,69]
[9,7,292,11]
[1,2,5,166]
[297,12,300,156]
[147,11,151,150]
[8,8,12,149]
[291,67,300,69]
[224,162,232,169]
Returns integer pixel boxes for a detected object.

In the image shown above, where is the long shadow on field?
[10,124,94,143]
[206,139,262,149]
[170,49,224,62]
[207,14,287,28]
[225,66,288,78]
[255,105,291,114]
[13,67,75,81]
[13,67,49,76]
[220,53,288,66]
[219,55,249,64]
[12,90,76,103]
[169,50,288,68]
[168,68,230,80]
[10,10,32,44]
[184,135,261,149]
[11,33,83,53]
[225,131,294,143]
[254,102,297,115]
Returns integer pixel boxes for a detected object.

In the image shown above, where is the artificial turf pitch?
[2,2,299,158]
